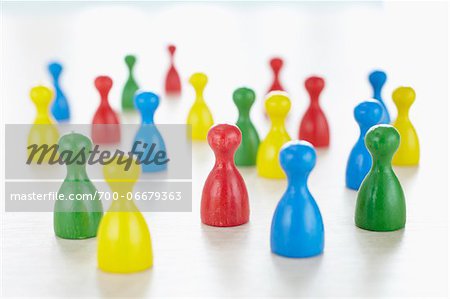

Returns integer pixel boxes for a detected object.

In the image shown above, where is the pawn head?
[48,62,63,78]
[392,86,415,110]
[95,76,113,96]
[124,55,137,69]
[233,87,256,111]
[168,45,176,55]
[58,132,92,163]
[364,125,400,159]
[354,100,383,128]
[30,85,53,106]
[207,124,242,155]
[265,91,291,119]
[369,70,387,89]
[103,155,141,189]
[189,72,208,92]
[280,140,316,177]
[270,57,283,72]
[305,76,325,99]
[134,91,159,112]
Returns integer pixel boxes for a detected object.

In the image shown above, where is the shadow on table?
[200,222,251,248]
[354,228,405,296]
[55,237,97,262]
[96,268,152,298]
[270,252,323,295]
[54,237,152,298]
[199,223,252,293]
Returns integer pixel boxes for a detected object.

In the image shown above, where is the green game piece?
[54,132,103,239]
[355,125,406,231]
[121,55,139,110]
[233,87,260,166]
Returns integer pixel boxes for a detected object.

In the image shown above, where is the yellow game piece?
[187,73,214,140]
[97,156,153,273]
[392,87,420,166]
[256,91,291,178]
[27,86,59,163]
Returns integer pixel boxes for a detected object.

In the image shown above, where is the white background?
[1,1,448,297]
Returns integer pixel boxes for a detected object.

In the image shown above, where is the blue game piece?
[132,91,168,173]
[368,70,390,124]
[48,62,70,121]
[345,100,383,190]
[270,140,324,258]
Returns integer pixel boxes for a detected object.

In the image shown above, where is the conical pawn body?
[201,124,250,227]
[392,87,420,166]
[49,62,70,121]
[97,156,153,273]
[121,55,139,111]
[54,133,103,239]
[257,92,291,178]
[27,86,59,163]
[355,125,406,231]
[299,76,330,148]
[166,67,181,95]
[187,73,214,140]
[97,208,152,273]
[132,91,168,172]
[233,87,260,166]
[345,100,383,190]
[271,141,324,258]
[55,180,103,239]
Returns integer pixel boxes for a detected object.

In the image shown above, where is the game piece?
[30,86,56,125]
[201,124,250,227]
[27,85,59,163]
[392,87,420,166]
[268,57,285,92]
[368,70,390,123]
[355,125,406,231]
[132,91,168,172]
[97,156,153,273]
[48,62,70,121]
[54,132,103,239]
[233,87,260,166]
[298,76,330,148]
[271,140,324,258]
[91,76,121,144]
[165,45,181,95]
[257,92,291,178]
[187,72,214,140]
[121,55,139,111]
[345,100,383,190]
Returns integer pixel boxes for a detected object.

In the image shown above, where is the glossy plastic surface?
[233,87,260,166]
[355,125,406,231]
[201,124,250,227]
[271,140,324,258]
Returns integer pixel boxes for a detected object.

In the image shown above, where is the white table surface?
[1,1,448,297]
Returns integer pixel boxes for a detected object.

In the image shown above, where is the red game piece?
[268,57,285,93]
[298,76,330,148]
[201,124,250,227]
[91,76,121,144]
[165,45,181,95]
